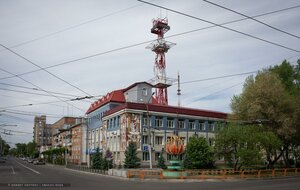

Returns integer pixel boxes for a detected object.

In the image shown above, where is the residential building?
[70,122,87,165]
[51,116,83,164]
[33,115,52,152]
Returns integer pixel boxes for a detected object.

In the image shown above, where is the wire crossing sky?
[0,0,299,145]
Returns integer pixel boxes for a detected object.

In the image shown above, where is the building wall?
[51,117,77,146]
[124,83,152,104]
[70,123,87,165]
[86,103,122,154]
[33,115,52,147]
[102,111,225,167]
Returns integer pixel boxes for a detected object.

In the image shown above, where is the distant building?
[51,117,86,165]
[33,115,52,152]
[51,117,79,143]
[86,82,227,167]
[70,122,87,165]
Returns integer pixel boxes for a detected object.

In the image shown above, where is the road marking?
[15,160,40,174]
[11,166,15,174]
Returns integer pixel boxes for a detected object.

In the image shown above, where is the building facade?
[33,115,52,152]
[86,82,227,167]
[102,102,226,167]
[70,122,87,165]
[51,117,86,164]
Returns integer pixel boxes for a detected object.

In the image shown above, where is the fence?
[127,168,299,180]
[66,164,108,175]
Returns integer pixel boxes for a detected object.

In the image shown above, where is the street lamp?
[145,92,155,169]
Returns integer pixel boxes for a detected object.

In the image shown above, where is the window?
[142,88,148,96]
[167,154,173,161]
[178,120,185,129]
[142,135,149,144]
[155,152,161,161]
[95,129,99,142]
[143,117,150,126]
[199,122,205,131]
[143,152,149,161]
[167,119,174,128]
[208,123,214,131]
[155,136,163,145]
[189,121,195,130]
[155,117,163,128]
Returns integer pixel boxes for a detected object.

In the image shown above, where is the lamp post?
[145,92,155,169]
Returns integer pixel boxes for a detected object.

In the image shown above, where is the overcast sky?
[0,0,299,146]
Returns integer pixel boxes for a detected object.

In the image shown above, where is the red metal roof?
[86,82,153,114]
[104,102,227,119]
[86,90,125,114]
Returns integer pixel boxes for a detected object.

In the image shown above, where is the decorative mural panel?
[120,114,127,151]
[127,113,141,150]
[102,122,107,151]
[120,113,141,151]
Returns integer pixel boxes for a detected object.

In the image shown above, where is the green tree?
[0,138,10,156]
[215,124,262,170]
[184,136,214,169]
[157,152,167,169]
[231,60,300,167]
[15,143,27,157]
[105,149,113,170]
[124,141,140,168]
[27,141,38,158]
[257,130,282,168]
[92,148,101,169]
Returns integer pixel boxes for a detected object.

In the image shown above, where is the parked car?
[0,157,6,163]
[27,158,34,163]
[33,159,45,165]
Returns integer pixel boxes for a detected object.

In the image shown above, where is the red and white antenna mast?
[147,18,175,105]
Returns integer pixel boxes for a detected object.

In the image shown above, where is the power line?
[179,71,257,85]
[0,82,80,98]
[202,0,300,40]
[0,96,93,110]
[137,0,300,53]
[1,109,70,119]
[165,5,300,40]
[0,87,94,103]
[0,113,34,123]
[0,3,144,52]
[186,82,243,105]
[0,87,73,99]
[0,67,86,113]
[0,43,92,97]
[0,5,299,81]
[0,129,32,135]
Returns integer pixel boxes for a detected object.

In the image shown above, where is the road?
[1,156,300,190]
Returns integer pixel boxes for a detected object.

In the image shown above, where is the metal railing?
[127,168,299,180]
[66,164,108,175]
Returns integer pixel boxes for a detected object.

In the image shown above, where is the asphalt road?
[1,156,300,190]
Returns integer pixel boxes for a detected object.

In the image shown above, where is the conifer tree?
[92,148,101,169]
[157,153,167,169]
[124,141,140,168]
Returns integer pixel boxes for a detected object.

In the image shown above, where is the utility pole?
[145,92,155,169]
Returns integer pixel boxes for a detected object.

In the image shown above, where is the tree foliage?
[230,59,300,167]
[124,141,140,168]
[184,136,214,169]
[0,138,10,156]
[157,152,167,169]
[92,147,101,169]
[215,124,263,170]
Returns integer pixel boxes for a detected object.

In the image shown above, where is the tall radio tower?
[147,18,175,105]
